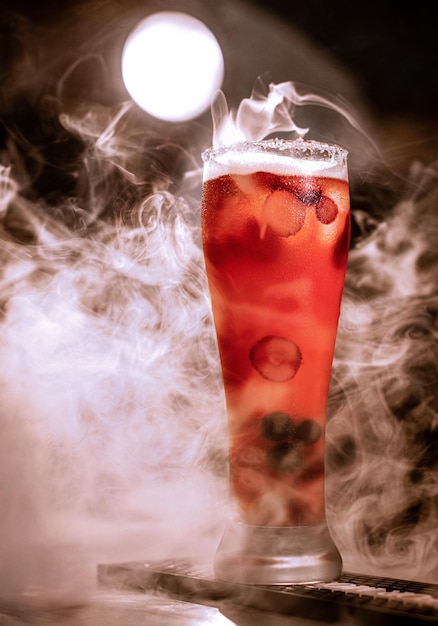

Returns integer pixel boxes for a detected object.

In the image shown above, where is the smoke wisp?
[327,159,438,582]
[0,99,229,607]
[0,15,437,612]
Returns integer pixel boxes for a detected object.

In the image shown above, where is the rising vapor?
[0,0,437,613]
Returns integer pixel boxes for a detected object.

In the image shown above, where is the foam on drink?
[202,139,348,182]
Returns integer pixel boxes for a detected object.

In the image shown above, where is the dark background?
[254,0,437,118]
[0,0,437,196]
[1,0,436,117]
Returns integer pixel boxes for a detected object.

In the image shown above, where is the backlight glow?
[121,12,224,122]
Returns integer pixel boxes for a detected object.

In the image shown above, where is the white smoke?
[211,77,368,148]
[0,104,230,607]
[0,2,437,615]
[1,84,438,617]
[327,159,438,583]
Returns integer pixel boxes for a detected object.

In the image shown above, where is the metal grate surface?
[98,559,438,624]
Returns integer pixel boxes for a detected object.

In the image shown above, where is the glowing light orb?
[121,12,224,122]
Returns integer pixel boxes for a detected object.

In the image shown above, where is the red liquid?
[202,170,350,526]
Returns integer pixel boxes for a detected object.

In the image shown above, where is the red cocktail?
[202,139,349,583]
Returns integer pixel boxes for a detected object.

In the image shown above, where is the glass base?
[214,521,342,585]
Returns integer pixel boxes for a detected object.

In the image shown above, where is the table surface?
[0,589,327,626]
[2,560,438,625]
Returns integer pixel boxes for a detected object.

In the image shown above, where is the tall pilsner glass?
[201,138,349,584]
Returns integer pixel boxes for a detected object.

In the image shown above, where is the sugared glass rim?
[201,137,348,164]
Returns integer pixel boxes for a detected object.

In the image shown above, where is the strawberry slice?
[249,336,302,382]
[315,195,338,224]
[260,190,306,238]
